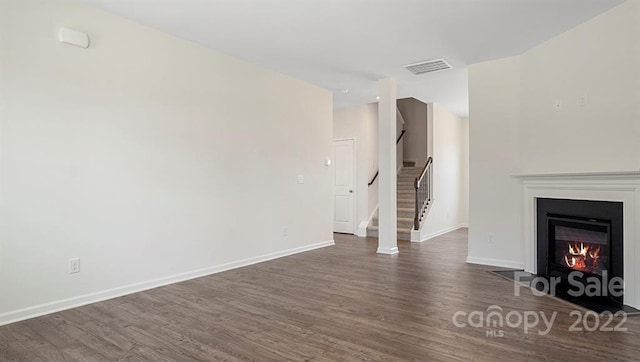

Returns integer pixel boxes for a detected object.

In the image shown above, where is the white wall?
[520,0,640,173]
[0,0,333,324]
[396,108,404,173]
[468,1,640,267]
[397,98,429,167]
[468,56,523,267]
[333,103,378,234]
[367,106,379,219]
[333,102,410,236]
[419,104,469,240]
[461,117,469,226]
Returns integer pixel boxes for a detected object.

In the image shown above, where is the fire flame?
[563,242,601,273]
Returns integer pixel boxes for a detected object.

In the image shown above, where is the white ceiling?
[80,0,624,116]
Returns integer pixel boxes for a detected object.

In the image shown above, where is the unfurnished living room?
[1,0,640,361]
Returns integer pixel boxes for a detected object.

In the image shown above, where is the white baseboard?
[414,224,466,242]
[0,240,335,327]
[466,256,524,270]
[410,228,421,242]
[377,246,399,255]
[367,204,379,225]
[356,204,379,237]
[356,222,368,237]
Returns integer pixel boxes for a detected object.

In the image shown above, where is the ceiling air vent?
[404,58,452,75]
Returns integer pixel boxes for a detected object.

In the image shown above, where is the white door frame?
[333,137,357,234]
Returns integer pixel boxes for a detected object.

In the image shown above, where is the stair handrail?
[414,157,433,230]
[368,130,406,186]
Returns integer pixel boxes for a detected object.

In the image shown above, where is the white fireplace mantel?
[515,170,640,309]
[513,170,640,179]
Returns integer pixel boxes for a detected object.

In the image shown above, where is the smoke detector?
[404,58,452,75]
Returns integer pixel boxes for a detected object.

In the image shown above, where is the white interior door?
[333,139,355,234]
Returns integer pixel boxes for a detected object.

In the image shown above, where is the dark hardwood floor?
[1,229,639,361]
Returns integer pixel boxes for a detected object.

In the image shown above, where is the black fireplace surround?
[537,198,623,308]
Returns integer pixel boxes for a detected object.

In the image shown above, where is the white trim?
[513,170,640,179]
[377,246,399,255]
[414,223,466,242]
[360,160,409,238]
[356,222,368,237]
[396,107,406,126]
[333,137,357,235]
[357,203,379,237]
[411,228,420,242]
[360,156,403,238]
[0,240,335,327]
[397,139,403,174]
[351,138,357,235]
[409,199,436,242]
[466,256,525,270]
[367,204,379,225]
[518,173,640,309]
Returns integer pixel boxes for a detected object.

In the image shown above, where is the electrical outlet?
[297,175,304,184]
[283,228,289,237]
[488,233,496,244]
[69,258,80,274]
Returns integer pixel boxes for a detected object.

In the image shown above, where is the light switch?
[297,175,304,184]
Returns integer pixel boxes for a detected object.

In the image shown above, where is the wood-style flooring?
[1,229,640,361]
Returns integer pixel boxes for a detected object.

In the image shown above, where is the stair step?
[366,225,413,241]
[398,189,414,193]
[363,166,427,242]
[398,207,414,218]
[397,183,416,187]
[368,208,414,219]
[372,217,414,228]
[367,225,413,233]
[397,190,415,195]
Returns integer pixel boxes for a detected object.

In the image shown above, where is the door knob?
[349,190,353,193]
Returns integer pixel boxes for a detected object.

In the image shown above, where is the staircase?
[367,165,422,241]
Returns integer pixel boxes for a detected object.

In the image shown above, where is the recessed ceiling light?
[376,96,380,100]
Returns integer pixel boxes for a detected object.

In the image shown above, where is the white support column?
[377,78,398,255]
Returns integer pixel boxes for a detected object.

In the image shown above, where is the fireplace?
[552,218,608,275]
[537,198,623,308]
